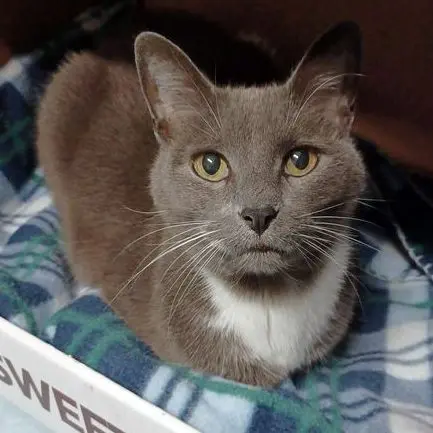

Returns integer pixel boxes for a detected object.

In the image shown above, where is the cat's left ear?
[288,22,362,130]
[134,31,216,144]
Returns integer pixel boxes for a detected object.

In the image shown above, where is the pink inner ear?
[334,97,354,131]
[154,118,172,140]
[291,59,343,98]
[313,94,354,133]
[339,102,352,123]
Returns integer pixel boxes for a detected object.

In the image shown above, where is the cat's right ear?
[288,22,362,131]
[134,32,216,144]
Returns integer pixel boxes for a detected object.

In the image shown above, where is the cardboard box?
[0,317,198,433]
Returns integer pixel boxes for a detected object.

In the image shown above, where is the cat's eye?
[285,148,319,177]
[192,152,229,182]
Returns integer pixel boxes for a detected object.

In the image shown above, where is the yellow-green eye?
[285,148,319,177]
[192,152,229,182]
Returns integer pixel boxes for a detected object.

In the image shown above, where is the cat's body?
[37,22,366,386]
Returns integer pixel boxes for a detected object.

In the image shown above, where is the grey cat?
[36,22,366,386]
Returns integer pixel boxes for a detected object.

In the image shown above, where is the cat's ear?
[288,22,362,130]
[134,32,216,144]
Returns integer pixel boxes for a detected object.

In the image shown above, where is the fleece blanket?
[1,3,433,432]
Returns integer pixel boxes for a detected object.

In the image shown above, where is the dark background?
[2,0,433,173]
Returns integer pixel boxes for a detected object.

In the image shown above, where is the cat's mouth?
[223,245,290,276]
[244,245,283,255]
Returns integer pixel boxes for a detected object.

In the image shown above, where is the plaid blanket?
[1,3,433,432]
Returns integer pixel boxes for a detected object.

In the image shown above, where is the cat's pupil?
[291,150,309,170]
[202,153,221,175]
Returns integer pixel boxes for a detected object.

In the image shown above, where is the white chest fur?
[206,241,351,371]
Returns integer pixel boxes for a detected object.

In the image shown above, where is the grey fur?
[37,22,366,386]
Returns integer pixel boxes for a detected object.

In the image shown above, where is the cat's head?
[134,23,366,278]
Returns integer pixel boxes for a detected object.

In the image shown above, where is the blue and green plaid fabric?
[1,3,433,432]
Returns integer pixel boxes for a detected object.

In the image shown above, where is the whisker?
[162,238,217,297]
[115,223,209,260]
[174,101,219,138]
[297,236,364,311]
[122,206,165,215]
[354,200,380,210]
[138,220,214,227]
[294,242,316,271]
[110,230,205,307]
[177,245,221,306]
[130,229,209,278]
[167,240,222,331]
[109,230,220,307]
[309,215,380,227]
[213,87,223,133]
[187,122,219,140]
[302,224,380,252]
[296,232,368,291]
[299,194,383,221]
[132,229,217,281]
[356,198,388,202]
[299,201,347,218]
[307,220,370,236]
[160,236,214,284]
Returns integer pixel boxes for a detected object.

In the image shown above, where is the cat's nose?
[240,206,278,236]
